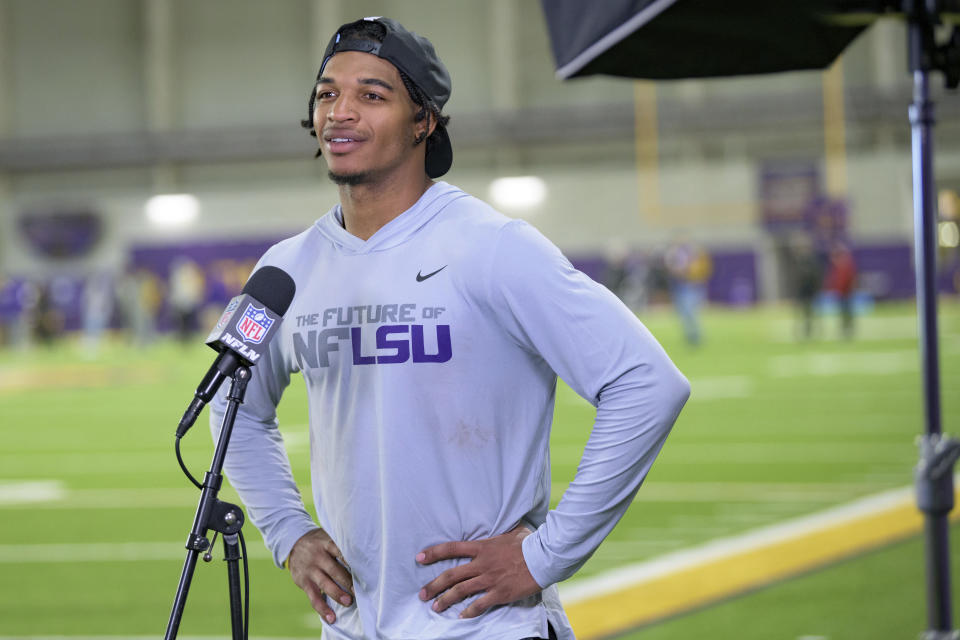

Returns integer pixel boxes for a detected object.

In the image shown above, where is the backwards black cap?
[316,17,453,179]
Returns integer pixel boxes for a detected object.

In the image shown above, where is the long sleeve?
[485,220,690,588]
[209,323,320,568]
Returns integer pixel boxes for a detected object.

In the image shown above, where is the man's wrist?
[520,528,551,589]
[278,523,323,570]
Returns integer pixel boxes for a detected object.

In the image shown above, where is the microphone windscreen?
[242,266,296,316]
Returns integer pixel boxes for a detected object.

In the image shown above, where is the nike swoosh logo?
[416,265,447,282]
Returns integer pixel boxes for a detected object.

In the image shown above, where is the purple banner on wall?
[130,238,282,278]
[938,252,960,295]
[128,237,286,331]
[707,250,758,305]
[759,162,821,232]
[130,237,284,303]
[851,243,915,301]
[18,207,103,259]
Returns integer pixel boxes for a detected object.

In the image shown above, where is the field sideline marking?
[558,481,957,639]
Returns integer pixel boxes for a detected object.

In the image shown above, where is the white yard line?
[0,480,65,505]
[0,457,186,475]
[685,376,754,401]
[0,482,210,509]
[550,480,888,503]
[0,541,271,563]
[768,313,922,343]
[551,439,910,464]
[769,349,919,377]
[660,441,911,464]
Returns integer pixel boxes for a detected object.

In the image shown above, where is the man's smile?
[324,130,367,153]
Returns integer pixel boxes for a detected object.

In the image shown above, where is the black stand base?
[916,434,960,635]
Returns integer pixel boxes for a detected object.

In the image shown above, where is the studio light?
[145,194,200,228]
[488,176,547,211]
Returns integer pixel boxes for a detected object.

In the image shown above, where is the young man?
[212,17,689,640]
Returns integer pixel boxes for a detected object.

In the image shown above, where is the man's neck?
[338,172,434,241]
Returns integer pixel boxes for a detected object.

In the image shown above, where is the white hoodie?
[211,181,690,640]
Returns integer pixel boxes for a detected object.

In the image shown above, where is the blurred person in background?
[8,279,38,349]
[665,236,712,346]
[825,241,857,339]
[30,280,63,346]
[204,259,257,330]
[0,276,19,347]
[603,242,649,311]
[644,252,671,305]
[81,270,115,357]
[790,233,824,340]
[118,266,163,347]
[167,257,205,343]
[212,16,689,640]
[603,240,631,301]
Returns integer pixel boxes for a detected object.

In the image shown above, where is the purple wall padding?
[706,250,758,305]
[850,243,915,300]
[567,256,607,284]
[129,237,283,279]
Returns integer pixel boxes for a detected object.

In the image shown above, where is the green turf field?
[0,301,958,638]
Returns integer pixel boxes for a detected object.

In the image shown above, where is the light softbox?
[543,0,870,80]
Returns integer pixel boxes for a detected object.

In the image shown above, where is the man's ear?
[413,109,436,145]
[424,115,437,139]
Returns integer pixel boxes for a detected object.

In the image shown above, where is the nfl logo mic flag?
[237,304,275,345]
[205,293,283,365]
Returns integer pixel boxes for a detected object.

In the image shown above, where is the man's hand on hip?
[416,523,542,618]
[288,528,354,624]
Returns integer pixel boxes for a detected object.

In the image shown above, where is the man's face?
[313,51,425,185]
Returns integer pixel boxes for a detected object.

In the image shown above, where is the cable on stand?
[165,366,252,640]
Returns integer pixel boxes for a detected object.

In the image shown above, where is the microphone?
[176,265,296,438]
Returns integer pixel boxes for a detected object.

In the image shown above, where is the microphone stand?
[903,1,960,638]
[165,366,252,640]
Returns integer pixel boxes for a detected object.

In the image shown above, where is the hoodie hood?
[314,182,467,255]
